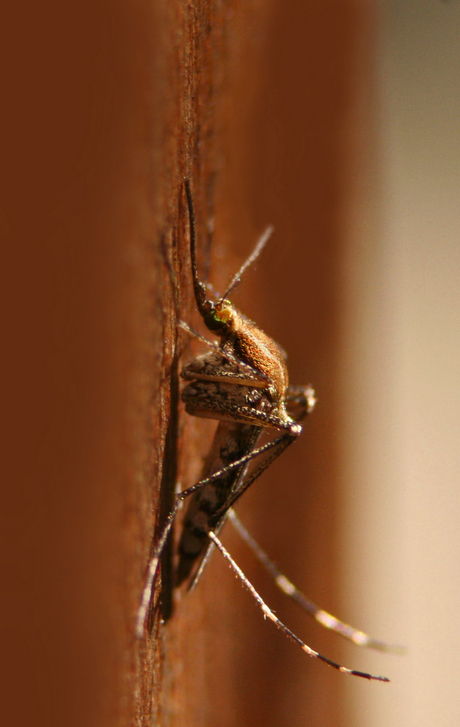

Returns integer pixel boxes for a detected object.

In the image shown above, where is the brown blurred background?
[1,0,459,726]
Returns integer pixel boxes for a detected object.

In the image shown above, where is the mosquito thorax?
[203,301,287,406]
[229,314,290,408]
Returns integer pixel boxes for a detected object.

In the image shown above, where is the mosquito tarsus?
[136,179,402,681]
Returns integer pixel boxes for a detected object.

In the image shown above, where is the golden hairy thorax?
[212,299,290,418]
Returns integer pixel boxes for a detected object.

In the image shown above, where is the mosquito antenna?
[185,179,208,316]
[219,225,274,304]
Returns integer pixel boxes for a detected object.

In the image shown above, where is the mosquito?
[136,180,402,681]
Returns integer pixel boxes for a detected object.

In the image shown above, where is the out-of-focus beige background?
[340,3,460,726]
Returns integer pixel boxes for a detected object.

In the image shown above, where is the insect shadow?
[137,179,404,681]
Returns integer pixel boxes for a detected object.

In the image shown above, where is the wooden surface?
[1,1,376,726]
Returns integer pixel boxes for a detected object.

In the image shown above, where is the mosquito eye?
[204,310,227,331]
[204,301,232,331]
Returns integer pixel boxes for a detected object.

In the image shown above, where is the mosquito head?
[201,298,236,334]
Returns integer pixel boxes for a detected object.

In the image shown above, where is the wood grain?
[0,1,376,725]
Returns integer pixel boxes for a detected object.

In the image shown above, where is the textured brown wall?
[0,1,375,726]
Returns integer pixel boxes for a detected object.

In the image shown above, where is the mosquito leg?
[177,430,295,501]
[188,409,310,590]
[186,510,227,593]
[186,433,295,497]
[136,470,233,636]
[210,430,298,524]
[208,530,390,681]
[136,431,294,637]
[136,495,183,637]
[227,509,405,655]
[186,426,294,591]
[136,461,238,637]
[185,434,296,589]
[186,433,294,592]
